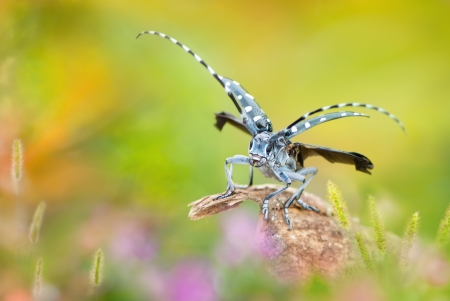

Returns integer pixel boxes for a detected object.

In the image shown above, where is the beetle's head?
[248,131,288,167]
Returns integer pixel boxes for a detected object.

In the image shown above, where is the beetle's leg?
[213,155,251,200]
[234,164,253,189]
[261,168,292,225]
[284,167,319,213]
[226,157,253,189]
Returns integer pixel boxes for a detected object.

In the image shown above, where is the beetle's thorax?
[248,132,289,169]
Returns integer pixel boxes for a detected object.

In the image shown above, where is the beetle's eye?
[266,143,272,153]
[249,140,254,149]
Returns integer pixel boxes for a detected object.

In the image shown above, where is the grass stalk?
[400,212,420,271]
[436,204,450,246]
[327,180,350,230]
[355,232,374,273]
[368,196,386,255]
[90,248,105,299]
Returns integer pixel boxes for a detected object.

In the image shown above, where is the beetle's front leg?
[230,163,253,189]
[261,168,291,223]
[213,155,251,200]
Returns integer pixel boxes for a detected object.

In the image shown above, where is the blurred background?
[1,0,450,300]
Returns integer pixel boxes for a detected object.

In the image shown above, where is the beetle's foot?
[298,200,319,213]
[262,202,269,220]
[284,208,292,230]
[213,189,234,200]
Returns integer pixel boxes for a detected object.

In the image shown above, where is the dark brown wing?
[214,111,251,135]
[287,142,374,174]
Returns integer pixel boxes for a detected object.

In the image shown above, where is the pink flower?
[110,222,157,262]
[166,260,217,301]
[215,209,258,266]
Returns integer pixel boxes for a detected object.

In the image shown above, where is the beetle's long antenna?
[137,31,227,86]
[286,103,405,133]
[284,111,368,139]
[137,31,245,114]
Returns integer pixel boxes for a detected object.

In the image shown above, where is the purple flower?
[110,222,157,262]
[168,261,217,301]
[215,209,258,266]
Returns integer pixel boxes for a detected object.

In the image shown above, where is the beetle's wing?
[287,142,373,174]
[214,111,252,135]
[284,111,368,140]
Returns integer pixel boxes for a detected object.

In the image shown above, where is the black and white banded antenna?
[285,102,406,133]
[284,111,369,139]
[136,30,243,114]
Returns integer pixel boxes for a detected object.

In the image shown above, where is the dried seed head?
[33,257,44,298]
[327,180,350,230]
[368,196,386,255]
[400,212,420,271]
[29,202,47,244]
[437,204,450,246]
[11,139,24,184]
[90,248,105,288]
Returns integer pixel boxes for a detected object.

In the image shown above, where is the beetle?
[137,31,405,230]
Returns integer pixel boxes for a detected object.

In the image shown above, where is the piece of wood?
[188,185,400,283]
[188,184,332,219]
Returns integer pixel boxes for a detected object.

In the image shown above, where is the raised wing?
[137,31,271,136]
[284,111,368,139]
[287,142,374,174]
[214,111,251,135]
